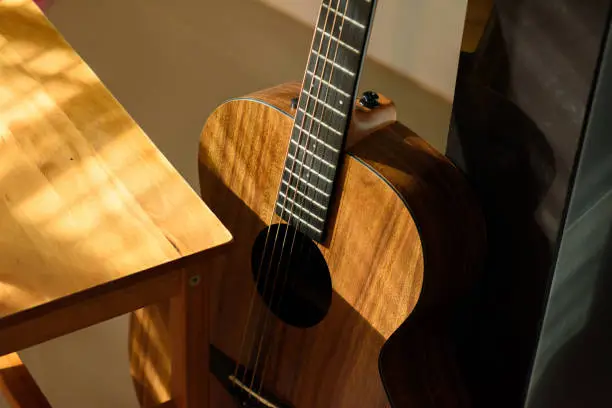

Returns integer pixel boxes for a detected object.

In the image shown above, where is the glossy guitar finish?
[201,82,484,407]
[129,81,484,407]
[129,0,489,403]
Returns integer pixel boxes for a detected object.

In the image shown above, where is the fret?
[303,73,352,124]
[297,109,343,136]
[274,204,323,233]
[311,50,355,77]
[276,0,377,242]
[307,51,355,91]
[292,128,339,153]
[300,76,350,124]
[288,132,339,169]
[280,172,332,214]
[277,193,325,222]
[295,99,348,138]
[284,160,333,185]
[281,173,331,198]
[323,0,375,26]
[322,3,366,29]
[317,3,368,53]
[299,93,348,124]
[277,180,330,227]
[289,138,337,173]
[316,27,361,54]
[307,33,360,98]
[285,159,333,184]
[305,71,351,98]
[301,90,346,118]
[311,31,361,73]
[279,181,327,210]
[288,150,335,170]
[299,85,350,147]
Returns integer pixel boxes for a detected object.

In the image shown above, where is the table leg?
[0,353,51,408]
[169,267,210,408]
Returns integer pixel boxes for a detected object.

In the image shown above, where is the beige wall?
[259,0,468,100]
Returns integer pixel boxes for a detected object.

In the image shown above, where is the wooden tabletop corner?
[0,0,232,333]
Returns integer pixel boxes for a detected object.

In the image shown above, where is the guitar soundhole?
[251,223,332,328]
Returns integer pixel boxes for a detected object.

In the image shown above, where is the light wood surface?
[168,256,218,408]
[0,0,231,328]
[0,260,183,357]
[131,82,485,407]
[153,402,175,408]
[0,353,50,408]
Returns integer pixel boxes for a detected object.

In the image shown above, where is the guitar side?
[129,82,484,407]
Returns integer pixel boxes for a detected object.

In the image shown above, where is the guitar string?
[254,0,352,395]
[293,0,369,277]
[261,0,370,394]
[248,0,347,393]
[287,0,351,276]
[230,1,334,384]
[231,156,281,382]
[289,0,352,249]
[246,0,341,392]
[241,0,339,394]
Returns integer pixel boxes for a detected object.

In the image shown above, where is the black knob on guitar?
[290,97,299,110]
[360,90,380,108]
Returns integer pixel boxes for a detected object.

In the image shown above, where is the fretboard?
[275,0,377,242]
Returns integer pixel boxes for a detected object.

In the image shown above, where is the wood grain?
[131,303,172,407]
[131,82,485,407]
[0,353,50,408]
[0,259,182,356]
[0,0,231,331]
[154,401,175,408]
[169,250,225,408]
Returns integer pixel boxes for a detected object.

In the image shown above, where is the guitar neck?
[275,0,377,242]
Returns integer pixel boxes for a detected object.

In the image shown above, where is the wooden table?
[0,0,232,406]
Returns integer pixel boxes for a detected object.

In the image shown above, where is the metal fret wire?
[244,0,343,395]
[256,0,358,395]
[279,0,369,231]
[293,2,350,223]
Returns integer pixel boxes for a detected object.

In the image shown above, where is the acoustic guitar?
[132,0,485,406]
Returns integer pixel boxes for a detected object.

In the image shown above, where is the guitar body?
[192,82,485,407]
[129,79,486,408]
[129,1,491,405]
[129,82,484,407]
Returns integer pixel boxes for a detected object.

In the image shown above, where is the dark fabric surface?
[446,1,612,406]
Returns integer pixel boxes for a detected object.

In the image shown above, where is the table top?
[0,0,232,320]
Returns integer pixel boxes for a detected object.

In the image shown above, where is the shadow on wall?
[45,0,453,193]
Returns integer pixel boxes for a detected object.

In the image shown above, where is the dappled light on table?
[0,0,231,319]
